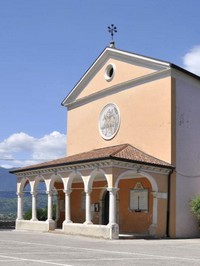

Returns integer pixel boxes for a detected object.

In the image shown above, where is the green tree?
[190,195,200,226]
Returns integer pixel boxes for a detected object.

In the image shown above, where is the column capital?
[84,189,92,194]
[107,187,119,194]
[46,190,53,196]
[63,189,72,195]
[16,192,23,196]
[31,191,37,196]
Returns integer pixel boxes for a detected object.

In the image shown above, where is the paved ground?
[0,230,200,266]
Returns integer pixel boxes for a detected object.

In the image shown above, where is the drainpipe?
[166,169,174,238]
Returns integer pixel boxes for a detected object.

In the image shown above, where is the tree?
[190,195,200,226]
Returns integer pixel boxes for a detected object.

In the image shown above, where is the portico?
[13,144,173,239]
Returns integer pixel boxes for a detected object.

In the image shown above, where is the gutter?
[166,168,174,238]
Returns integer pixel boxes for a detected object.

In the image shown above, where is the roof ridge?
[114,143,171,166]
[91,143,127,153]
[110,143,129,156]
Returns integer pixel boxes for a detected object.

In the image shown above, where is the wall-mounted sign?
[130,182,148,212]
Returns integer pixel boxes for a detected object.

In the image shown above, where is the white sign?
[130,189,148,211]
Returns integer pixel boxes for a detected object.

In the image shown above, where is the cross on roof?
[108,24,117,41]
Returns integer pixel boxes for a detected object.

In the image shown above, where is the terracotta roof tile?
[11,144,173,173]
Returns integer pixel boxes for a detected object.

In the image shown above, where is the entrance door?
[102,191,109,225]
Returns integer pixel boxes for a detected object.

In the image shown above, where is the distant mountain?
[0,167,17,191]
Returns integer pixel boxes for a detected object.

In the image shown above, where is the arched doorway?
[102,190,109,225]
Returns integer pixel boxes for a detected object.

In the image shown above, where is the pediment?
[62,47,171,107]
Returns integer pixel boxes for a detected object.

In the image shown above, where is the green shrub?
[24,209,32,220]
[24,205,56,221]
[190,196,200,225]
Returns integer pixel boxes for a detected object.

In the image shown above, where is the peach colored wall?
[157,198,167,236]
[70,181,107,224]
[67,76,172,163]
[71,182,85,223]
[68,175,167,235]
[91,181,107,225]
[118,178,153,234]
[77,58,155,99]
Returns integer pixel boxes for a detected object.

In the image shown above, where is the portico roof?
[11,144,174,174]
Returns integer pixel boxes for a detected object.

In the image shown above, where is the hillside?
[0,167,17,191]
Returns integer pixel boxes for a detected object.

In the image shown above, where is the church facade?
[11,45,200,239]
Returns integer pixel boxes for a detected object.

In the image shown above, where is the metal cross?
[108,24,117,41]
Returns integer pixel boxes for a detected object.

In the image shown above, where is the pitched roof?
[11,144,174,173]
[61,46,200,107]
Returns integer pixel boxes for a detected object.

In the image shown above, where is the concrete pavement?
[0,230,200,265]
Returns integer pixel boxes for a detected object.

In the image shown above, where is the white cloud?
[183,45,200,76]
[0,131,66,168]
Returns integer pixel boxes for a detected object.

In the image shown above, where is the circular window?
[104,64,115,81]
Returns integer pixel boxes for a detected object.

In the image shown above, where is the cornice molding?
[62,47,171,107]
[16,158,171,178]
[66,68,171,110]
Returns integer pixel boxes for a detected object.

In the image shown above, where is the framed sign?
[130,182,148,212]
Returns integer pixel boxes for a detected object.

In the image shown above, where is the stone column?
[55,193,59,222]
[64,189,72,223]
[84,189,93,224]
[107,188,119,225]
[31,192,38,221]
[148,192,158,236]
[152,192,158,225]
[47,191,53,222]
[17,192,23,220]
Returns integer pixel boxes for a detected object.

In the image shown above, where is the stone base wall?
[15,220,119,239]
[62,223,119,239]
[16,220,55,231]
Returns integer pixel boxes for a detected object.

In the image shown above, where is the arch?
[18,177,31,193]
[48,173,64,192]
[114,170,158,192]
[32,175,47,193]
[66,171,85,191]
[18,177,32,220]
[86,168,110,191]
[115,169,159,234]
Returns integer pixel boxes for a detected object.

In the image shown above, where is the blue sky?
[1,0,200,168]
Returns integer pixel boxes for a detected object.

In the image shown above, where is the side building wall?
[175,73,200,237]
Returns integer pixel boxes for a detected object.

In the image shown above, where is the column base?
[63,220,73,224]
[148,223,157,236]
[108,222,117,226]
[84,221,93,225]
[46,219,54,223]
[31,218,38,222]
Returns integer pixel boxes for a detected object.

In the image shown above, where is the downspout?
[166,169,174,238]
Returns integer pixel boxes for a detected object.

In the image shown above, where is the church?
[11,38,200,239]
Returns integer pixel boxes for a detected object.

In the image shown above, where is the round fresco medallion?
[99,103,120,140]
